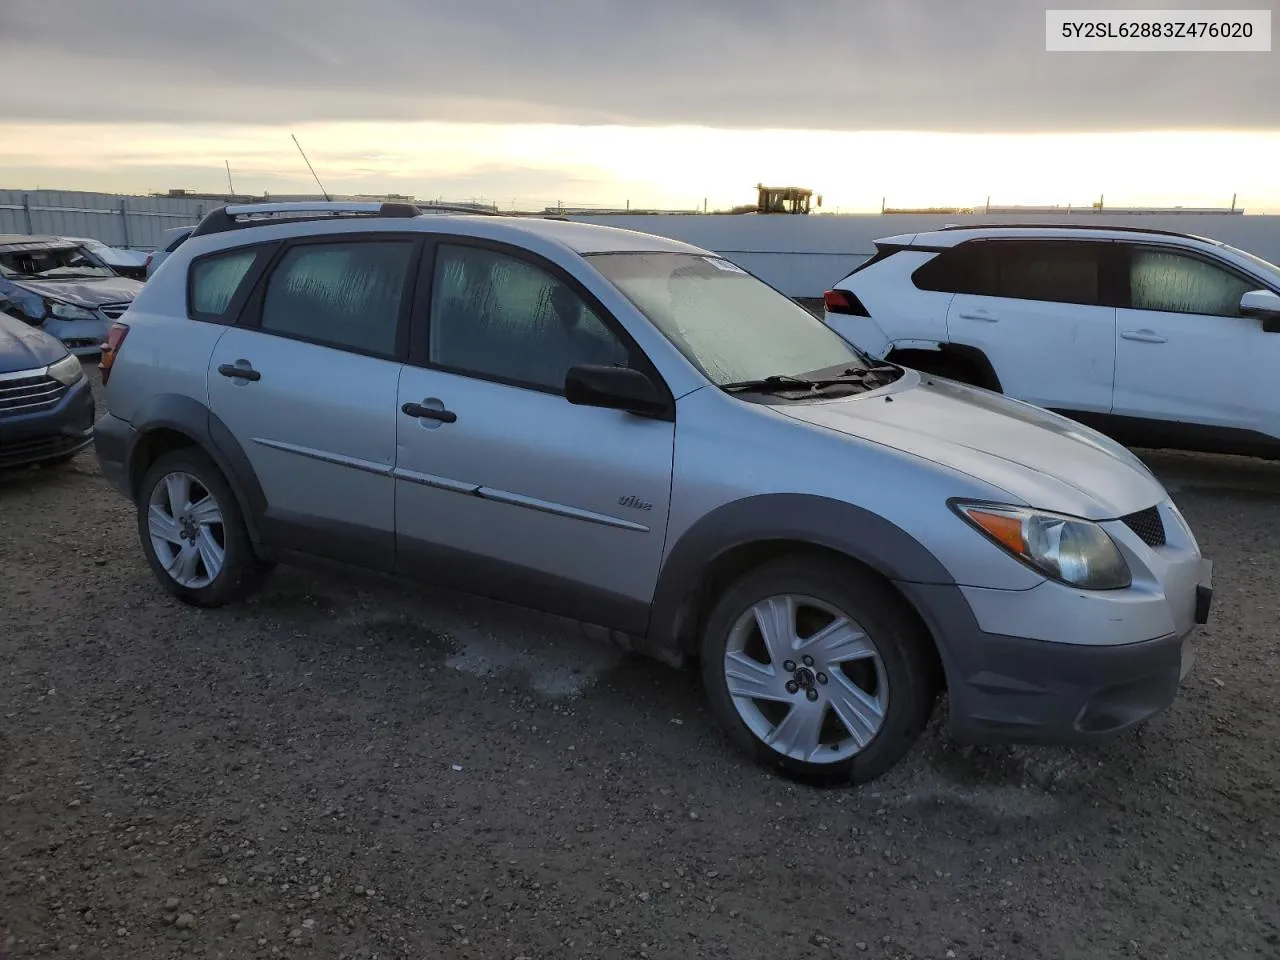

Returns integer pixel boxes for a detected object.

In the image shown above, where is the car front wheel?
[701,557,938,785]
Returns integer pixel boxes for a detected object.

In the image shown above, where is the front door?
[206,235,420,569]
[393,239,676,633]
[1111,244,1280,447]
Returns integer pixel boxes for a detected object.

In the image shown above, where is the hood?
[10,275,143,307]
[777,372,1166,519]
[0,311,67,373]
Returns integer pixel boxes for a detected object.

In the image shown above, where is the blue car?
[0,308,94,469]
[0,235,142,357]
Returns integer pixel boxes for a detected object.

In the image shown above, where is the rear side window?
[915,241,1101,306]
[1128,247,1255,317]
[258,240,414,356]
[983,242,1100,305]
[189,248,261,321]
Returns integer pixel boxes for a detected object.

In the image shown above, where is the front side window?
[429,244,629,391]
[1129,248,1255,317]
[590,252,868,386]
[259,240,413,355]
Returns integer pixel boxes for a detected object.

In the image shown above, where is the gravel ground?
[2,367,1278,960]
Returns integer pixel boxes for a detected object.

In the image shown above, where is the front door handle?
[402,400,457,424]
[217,362,261,381]
[1120,330,1168,344]
[958,311,998,322]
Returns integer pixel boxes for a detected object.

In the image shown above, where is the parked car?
[94,202,1212,785]
[64,237,149,281]
[0,235,143,356]
[145,226,195,279]
[0,308,94,469]
[822,223,1280,459]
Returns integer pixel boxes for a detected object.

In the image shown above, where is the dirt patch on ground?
[1,371,1278,959]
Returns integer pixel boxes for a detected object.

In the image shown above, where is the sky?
[1,0,1277,212]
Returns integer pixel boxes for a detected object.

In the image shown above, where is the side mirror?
[565,364,671,419]
[1240,289,1280,333]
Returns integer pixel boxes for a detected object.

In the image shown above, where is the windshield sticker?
[702,256,747,274]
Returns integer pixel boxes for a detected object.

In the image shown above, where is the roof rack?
[188,200,499,239]
[936,222,1200,240]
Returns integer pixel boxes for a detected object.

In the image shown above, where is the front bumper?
[42,315,111,357]
[0,374,95,468]
[899,576,1211,745]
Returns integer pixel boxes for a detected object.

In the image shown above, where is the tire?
[700,556,938,786]
[136,448,269,607]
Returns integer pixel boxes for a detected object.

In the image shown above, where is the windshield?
[590,252,868,386]
[1215,240,1280,287]
[0,244,116,280]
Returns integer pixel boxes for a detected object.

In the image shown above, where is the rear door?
[1112,243,1280,444]
[944,239,1118,413]
[206,233,420,570]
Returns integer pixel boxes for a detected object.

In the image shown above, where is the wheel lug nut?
[806,689,819,702]
[785,680,799,694]
[783,660,797,673]
[802,655,815,667]
[817,672,828,685]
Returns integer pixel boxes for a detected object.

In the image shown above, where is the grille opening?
[1121,506,1166,548]
[0,374,67,419]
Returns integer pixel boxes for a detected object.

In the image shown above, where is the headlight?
[47,300,98,321]
[952,501,1131,590]
[47,353,85,385]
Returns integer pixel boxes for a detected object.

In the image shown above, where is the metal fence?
[0,190,213,251]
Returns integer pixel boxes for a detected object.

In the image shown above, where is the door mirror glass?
[1239,289,1280,329]
[565,364,670,418]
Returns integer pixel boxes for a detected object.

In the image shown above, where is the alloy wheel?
[146,471,226,589]
[723,593,889,763]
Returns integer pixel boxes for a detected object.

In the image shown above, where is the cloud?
[0,0,1275,131]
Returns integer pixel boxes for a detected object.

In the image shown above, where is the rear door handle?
[402,400,457,423]
[1120,330,1168,344]
[217,362,261,381]
[958,311,998,322]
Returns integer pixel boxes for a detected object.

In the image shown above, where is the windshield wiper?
[721,364,901,396]
[720,374,818,394]
[802,364,899,388]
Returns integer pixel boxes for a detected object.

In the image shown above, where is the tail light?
[823,289,870,317]
[98,322,130,385]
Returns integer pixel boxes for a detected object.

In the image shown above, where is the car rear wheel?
[136,448,269,607]
[701,557,938,785]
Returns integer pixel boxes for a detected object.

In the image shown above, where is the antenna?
[291,134,331,201]
[225,160,236,196]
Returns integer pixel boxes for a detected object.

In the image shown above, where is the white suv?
[823,224,1280,459]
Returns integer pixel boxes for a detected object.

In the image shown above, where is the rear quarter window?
[187,246,268,323]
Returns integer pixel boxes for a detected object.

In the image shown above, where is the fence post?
[120,198,131,248]
[22,193,33,234]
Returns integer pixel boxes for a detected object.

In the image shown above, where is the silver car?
[93,202,1213,785]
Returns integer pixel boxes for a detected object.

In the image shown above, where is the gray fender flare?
[127,393,268,545]
[646,493,955,651]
